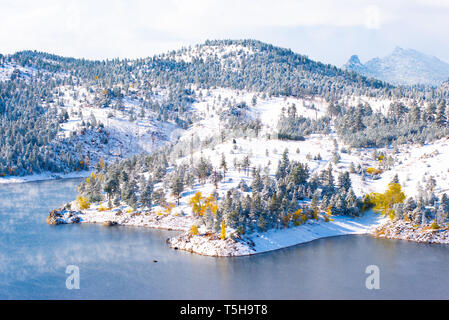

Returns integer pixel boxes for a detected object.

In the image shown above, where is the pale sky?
[1,0,449,66]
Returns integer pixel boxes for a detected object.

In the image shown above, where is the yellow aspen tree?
[164,202,175,215]
[189,192,204,216]
[313,207,319,220]
[191,224,199,235]
[99,157,105,169]
[325,205,335,221]
[292,209,302,226]
[205,194,218,215]
[369,182,406,220]
[220,220,226,239]
[76,196,90,210]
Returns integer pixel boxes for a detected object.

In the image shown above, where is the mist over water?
[1,178,448,299]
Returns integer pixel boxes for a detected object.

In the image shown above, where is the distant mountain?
[344,47,449,86]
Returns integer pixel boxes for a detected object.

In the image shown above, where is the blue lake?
[1,178,448,299]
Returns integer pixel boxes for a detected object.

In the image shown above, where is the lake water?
[1,178,448,299]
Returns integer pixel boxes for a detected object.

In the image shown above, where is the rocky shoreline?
[47,207,257,257]
[373,220,449,244]
[47,206,449,258]
[46,209,81,225]
[167,233,256,257]
[46,206,388,257]
[46,207,193,231]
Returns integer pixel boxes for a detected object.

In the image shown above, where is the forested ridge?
[2,39,449,178]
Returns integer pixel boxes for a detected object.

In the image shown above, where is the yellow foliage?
[375,228,385,237]
[324,206,332,222]
[220,220,226,239]
[127,208,133,213]
[281,213,292,228]
[86,177,90,184]
[99,157,105,169]
[76,196,90,210]
[312,208,319,220]
[204,194,218,215]
[301,213,308,223]
[292,209,302,226]
[189,192,218,217]
[191,224,199,235]
[366,167,382,175]
[163,202,176,214]
[368,183,406,220]
[431,221,441,230]
[98,204,111,212]
[189,192,205,216]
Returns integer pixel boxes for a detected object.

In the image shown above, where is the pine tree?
[440,193,449,214]
[311,190,320,211]
[220,153,228,179]
[242,155,251,176]
[436,101,447,127]
[140,179,154,209]
[251,167,263,192]
[338,171,351,191]
[210,169,223,189]
[170,174,184,205]
[257,215,268,232]
[391,174,399,184]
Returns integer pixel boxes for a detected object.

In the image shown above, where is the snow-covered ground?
[0,170,89,185]
[0,62,36,82]
[40,85,449,255]
[374,220,449,244]
[48,203,386,257]
[168,210,386,256]
[353,137,449,199]
[56,85,182,160]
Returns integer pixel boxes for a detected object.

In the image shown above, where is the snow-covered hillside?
[2,41,448,255]
[48,84,449,256]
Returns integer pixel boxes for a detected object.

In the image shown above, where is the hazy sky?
[1,0,449,66]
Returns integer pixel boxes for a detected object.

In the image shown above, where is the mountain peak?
[345,47,449,86]
[343,54,369,75]
[392,46,406,54]
[348,55,361,65]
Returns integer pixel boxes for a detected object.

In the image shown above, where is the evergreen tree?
[220,153,228,179]
[338,171,351,192]
[170,174,184,205]
[140,179,154,209]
